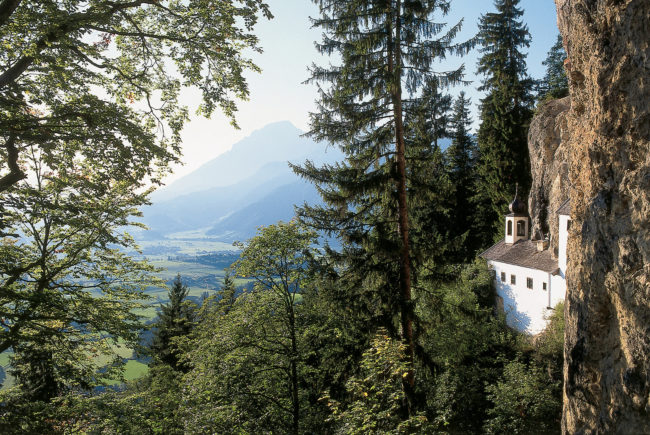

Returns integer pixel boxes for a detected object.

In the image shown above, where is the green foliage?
[0,150,159,399]
[0,365,184,434]
[181,222,319,434]
[534,302,565,364]
[0,387,60,434]
[298,0,473,275]
[7,335,106,403]
[8,343,62,403]
[218,270,238,311]
[415,260,521,432]
[537,35,569,103]
[528,302,564,431]
[324,329,432,434]
[406,78,463,271]
[0,3,569,432]
[0,0,272,194]
[413,261,562,433]
[484,359,561,434]
[150,274,196,372]
[445,92,480,259]
[0,0,271,421]
[182,290,295,433]
[295,4,475,415]
[475,0,534,245]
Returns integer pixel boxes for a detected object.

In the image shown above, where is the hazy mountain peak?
[152,121,323,202]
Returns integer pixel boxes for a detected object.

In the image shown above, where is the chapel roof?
[480,239,559,273]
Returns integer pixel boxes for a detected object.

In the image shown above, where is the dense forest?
[0,0,645,434]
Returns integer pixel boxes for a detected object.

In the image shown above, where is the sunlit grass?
[104,360,149,386]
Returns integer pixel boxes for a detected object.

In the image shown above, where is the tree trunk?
[389,0,416,416]
[0,133,26,194]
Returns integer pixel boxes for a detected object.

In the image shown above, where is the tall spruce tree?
[538,34,568,102]
[446,92,479,259]
[406,77,459,274]
[475,0,534,245]
[151,275,195,372]
[293,0,472,413]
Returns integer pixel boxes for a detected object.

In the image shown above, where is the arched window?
[507,220,512,236]
[517,220,525,236]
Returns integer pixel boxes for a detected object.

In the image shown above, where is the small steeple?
[508,183,527,215]
[504,183,529,244]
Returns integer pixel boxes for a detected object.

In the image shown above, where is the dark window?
[527,277,533,289]
[507,220,512,236]
[510,274,516,285]
[501,272,506,282]
[543,282,547,291]
[517,220,526,236]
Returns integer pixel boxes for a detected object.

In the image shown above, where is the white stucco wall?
[550,274,566,307]
[489,260,565,334]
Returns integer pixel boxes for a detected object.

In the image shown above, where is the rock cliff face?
[554,0,650,433]
[527,96,570,257]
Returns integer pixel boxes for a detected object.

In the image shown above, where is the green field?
[136,305,161,322]
[0,352,14,389]
[104,360,149,386]
[135,237,238,260]
[1,241,244,391]
[151,259,227,280]
[0,352,9,367]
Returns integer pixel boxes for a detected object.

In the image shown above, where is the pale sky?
[166,0,560,185]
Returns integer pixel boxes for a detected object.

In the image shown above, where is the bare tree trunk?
[388,0,416,416]
[0,133,26,193]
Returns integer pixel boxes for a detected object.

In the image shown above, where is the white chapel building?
[480,191,571,334]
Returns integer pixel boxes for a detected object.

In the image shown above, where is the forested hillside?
[0,0,646,434]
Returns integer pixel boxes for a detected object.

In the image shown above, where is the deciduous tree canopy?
[0,0,271,399]
[0,0,271,194]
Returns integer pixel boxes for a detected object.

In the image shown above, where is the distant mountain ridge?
[205,179,320,242]
[140,122,454,243]
[152,121,334,202]
[139,121,341,240]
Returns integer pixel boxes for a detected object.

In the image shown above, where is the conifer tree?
[151,275,195,372]
[9,344,61,402]
[9,335,96,402]
[406,77,459,273]
[446,92,479,258]
[293,0,472,412]
[416,77,453,150]
[538,35,568,102]
[475,0,534,244]
[217,269,237,314]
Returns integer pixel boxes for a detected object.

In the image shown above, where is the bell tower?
[505,184,528,244]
